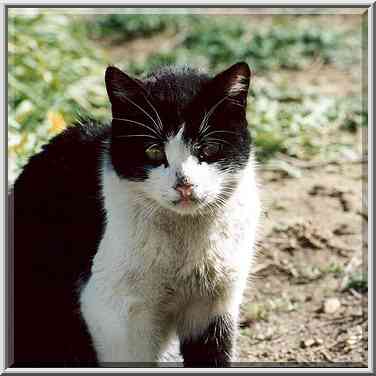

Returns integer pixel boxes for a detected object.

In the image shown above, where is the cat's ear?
[105,66,145,108]
[211,62,251,107]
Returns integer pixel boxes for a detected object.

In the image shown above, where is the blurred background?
[8,8,368,365]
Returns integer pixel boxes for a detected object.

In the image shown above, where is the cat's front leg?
[179,312,236,367]
[81,282,169,365]
[90,304,169,366]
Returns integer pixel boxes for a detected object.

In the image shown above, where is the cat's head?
[105,63,252,215]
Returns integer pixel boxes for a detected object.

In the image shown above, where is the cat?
[10,62,261,367]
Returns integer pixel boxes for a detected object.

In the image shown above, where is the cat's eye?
[146,145,165,162]
[199,144,221,160]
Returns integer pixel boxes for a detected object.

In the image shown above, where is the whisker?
[205,97,228,124]
[205,137,235,148]
[202,130,239,138]
[198,96,230,137]
[147,143,160,149]
[141,93,164,132]
[199,112,210,136]
[116,91,160,131]
[199,94,245,138]
[113,117,162,138]
[122,76,164,132]
[115,134,159,140]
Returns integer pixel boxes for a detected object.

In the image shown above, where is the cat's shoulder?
[14,118,110,190]
[38,117,110,163]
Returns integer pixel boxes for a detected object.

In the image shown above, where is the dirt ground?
[237,157,367,366]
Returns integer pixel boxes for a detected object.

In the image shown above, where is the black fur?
[182,63,251,171]
[108,66,209,181]
[107,63,251,181]
[179,314,235,367]
[12,120,110,366]
[11,63,251,366]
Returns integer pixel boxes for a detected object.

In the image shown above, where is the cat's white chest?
[79,161,260,363]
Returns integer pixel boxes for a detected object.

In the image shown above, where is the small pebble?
[323,297,341,314]
[315,338,324,345]
[347,336,358,346]
[301,338,315,348]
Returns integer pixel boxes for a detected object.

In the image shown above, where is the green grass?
[89,14,348,73]
[183,19,343,71]
[8,11,109,170]
[8,12,365,180]
[249,81,364,162]
[88,14,184,41]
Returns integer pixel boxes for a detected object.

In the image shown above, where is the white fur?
[80,133,261,365]
[228,75,248,96]
[141,126,225,215]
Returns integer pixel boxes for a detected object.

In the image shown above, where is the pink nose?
[175,184,193,199]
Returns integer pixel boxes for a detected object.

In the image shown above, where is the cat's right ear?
[105,66,145,108]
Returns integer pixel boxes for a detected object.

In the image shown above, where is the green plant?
[123,17,345,74]
[245,25,342,70]
[248,81,364,162]
[9,12,364,182]
[243,302,270,322]
[321,262,344,277]
[89,14,182,41]
[346,272,368,293]
[8,11,108,173]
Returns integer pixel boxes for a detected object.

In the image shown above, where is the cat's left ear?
[211,62,251,107]
[105,66,145,110]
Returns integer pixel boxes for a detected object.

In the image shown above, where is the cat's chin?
[165,200,202,216]
[152,198,204,216]
[136,192,203,216]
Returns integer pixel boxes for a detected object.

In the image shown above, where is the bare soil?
[238,157,367,366]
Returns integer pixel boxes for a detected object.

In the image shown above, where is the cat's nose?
[175,183,193,199]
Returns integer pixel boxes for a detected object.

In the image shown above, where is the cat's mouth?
[172,197,200,207]
[170,195,205,212]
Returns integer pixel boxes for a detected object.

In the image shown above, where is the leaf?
[47,111,66,134]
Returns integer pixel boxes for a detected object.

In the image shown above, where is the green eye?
[146,146,165,162]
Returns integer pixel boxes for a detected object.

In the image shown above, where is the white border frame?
[1,1,373,374]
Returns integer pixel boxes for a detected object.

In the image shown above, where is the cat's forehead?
[145,67,209,107]
[141,68,209,137]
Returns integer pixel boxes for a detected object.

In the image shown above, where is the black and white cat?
[11,62,261,367]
